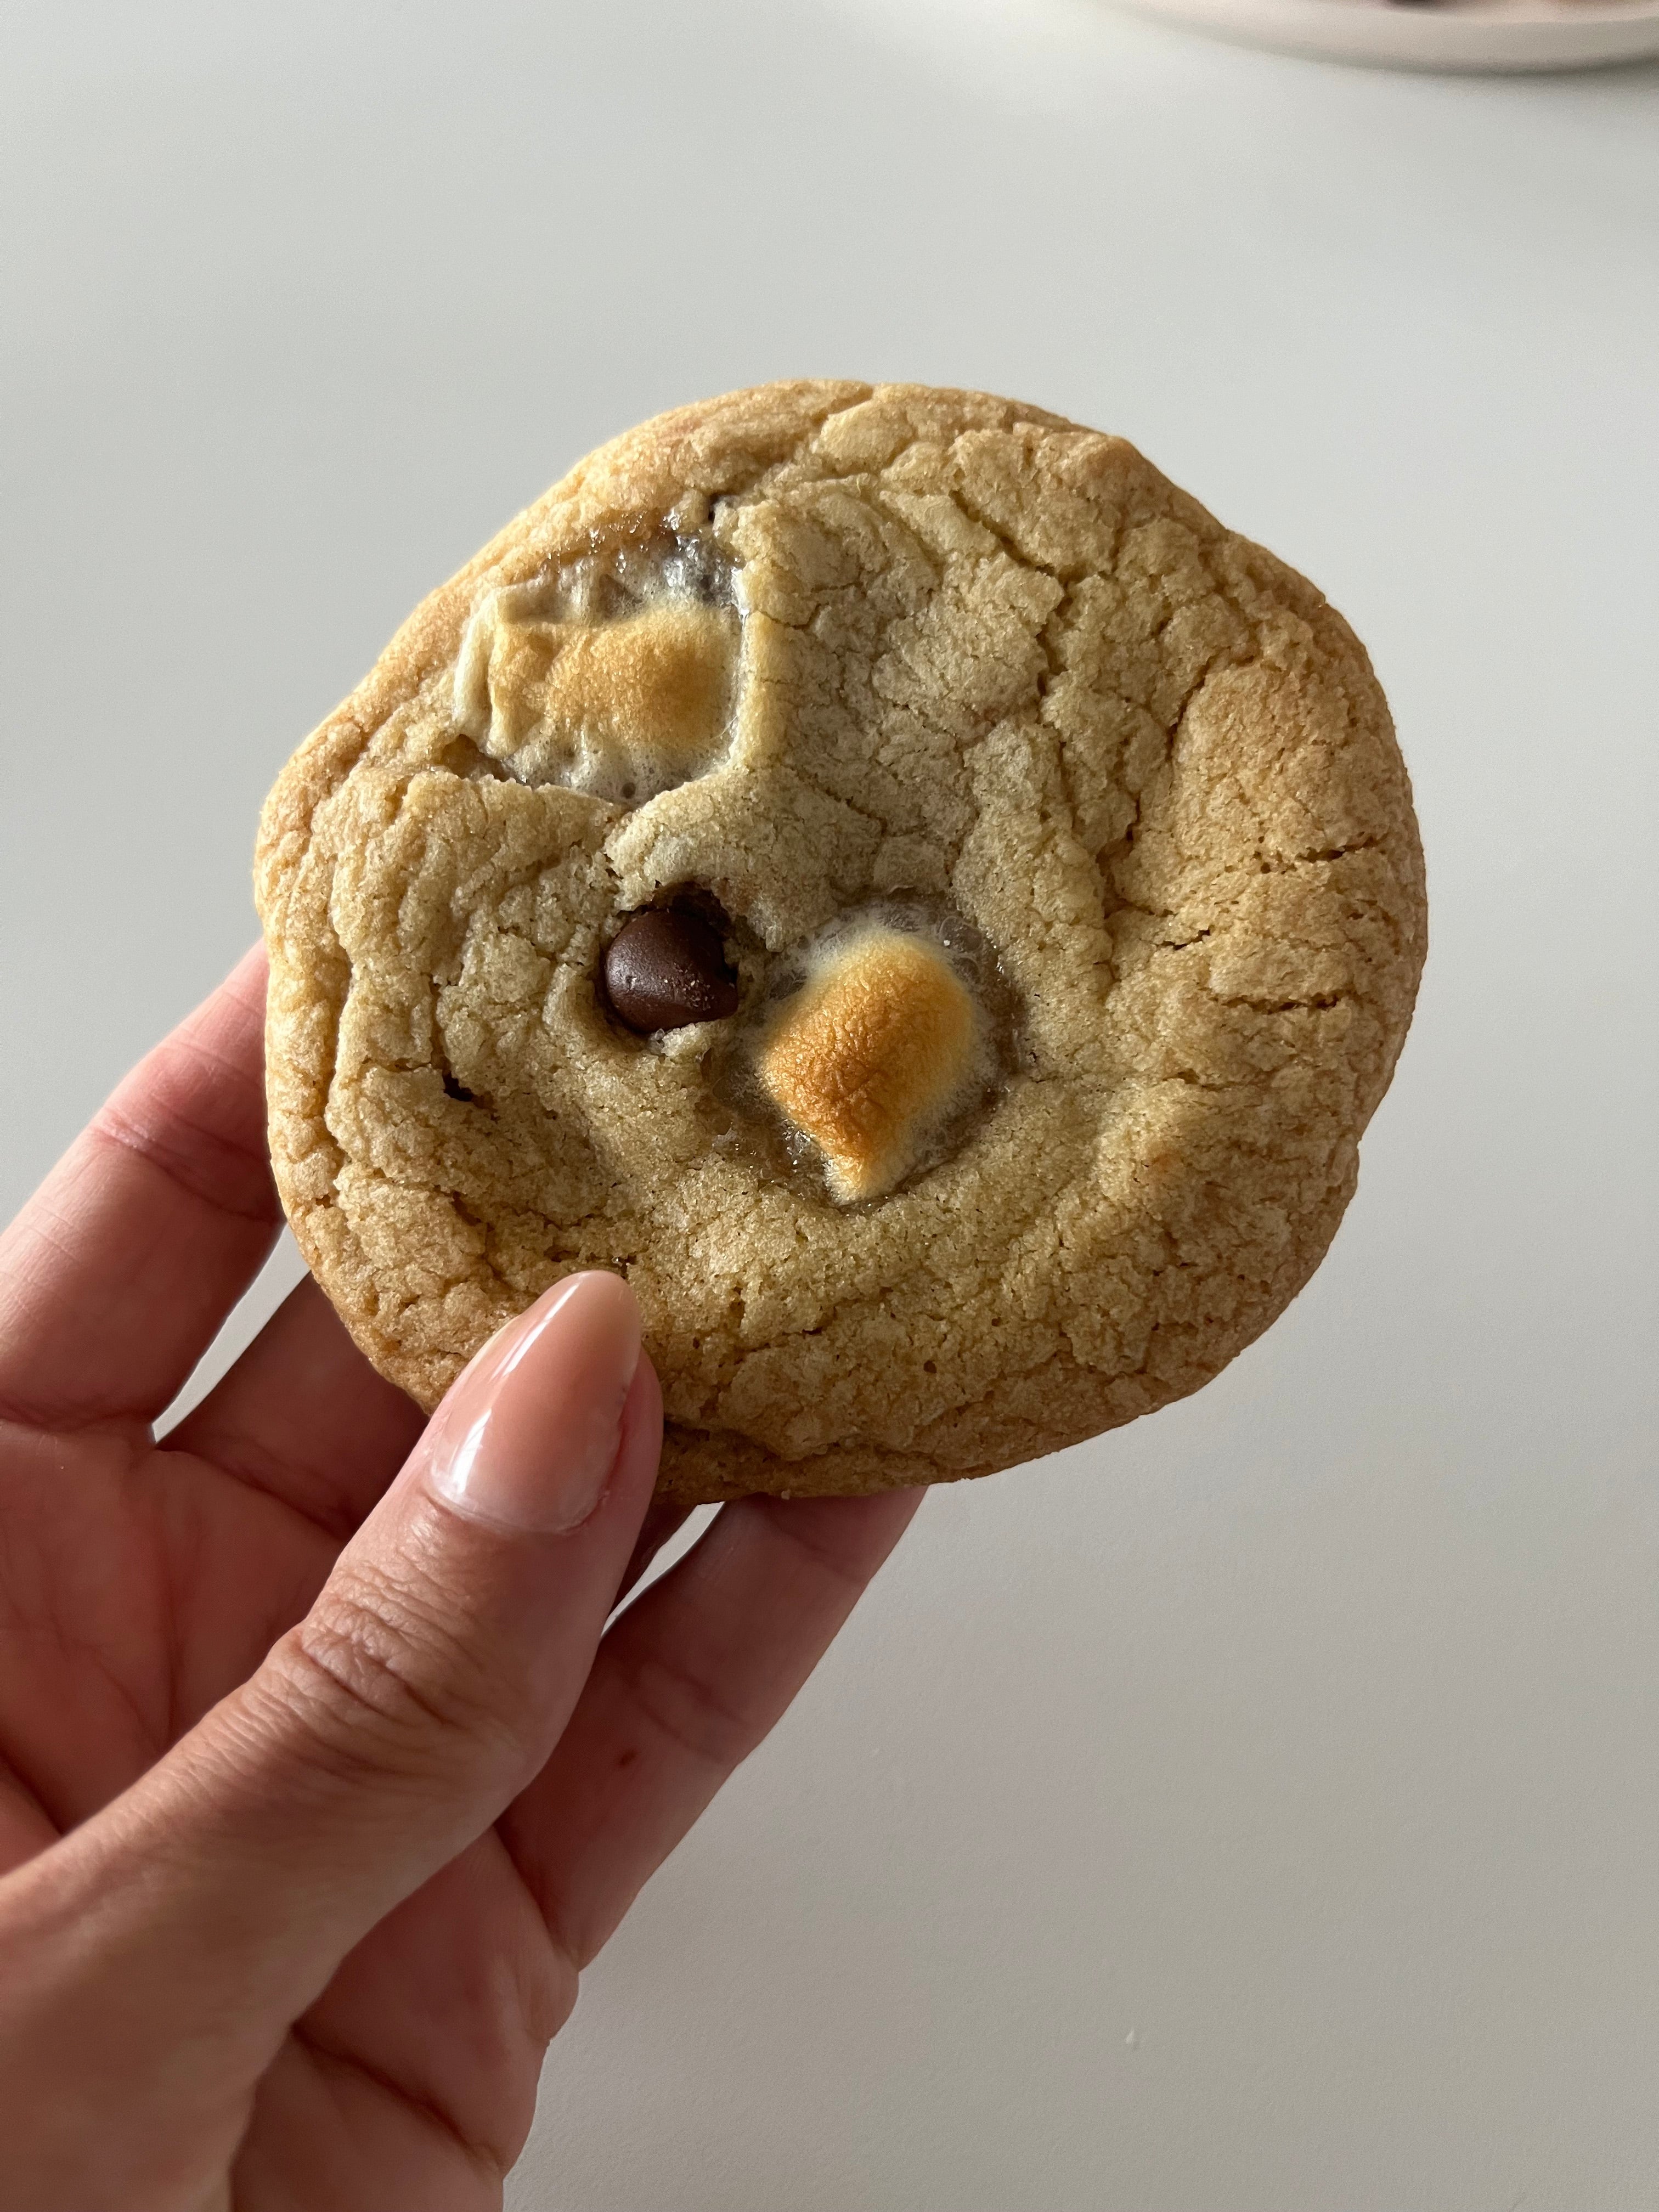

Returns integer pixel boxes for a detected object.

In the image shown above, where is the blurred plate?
[1103,0,1659,70]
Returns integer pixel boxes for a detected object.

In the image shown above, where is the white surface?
[3,4,1657,2207]
[1104,0,1659,74]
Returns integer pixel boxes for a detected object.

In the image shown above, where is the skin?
[0,945,921,2211]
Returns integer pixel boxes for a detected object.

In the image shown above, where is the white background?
[3,4,1657,2205]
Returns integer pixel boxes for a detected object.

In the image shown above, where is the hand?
[0,947,920,2211]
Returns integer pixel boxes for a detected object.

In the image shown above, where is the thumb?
[0,1270,661,2111]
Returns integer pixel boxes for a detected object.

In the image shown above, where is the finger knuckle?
[259,1554,521,1790]
[622,1645,761,1774]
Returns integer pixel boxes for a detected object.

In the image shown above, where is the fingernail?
[422,1273,642,1534]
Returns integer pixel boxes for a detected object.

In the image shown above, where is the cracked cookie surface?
[256,380,1427,1503]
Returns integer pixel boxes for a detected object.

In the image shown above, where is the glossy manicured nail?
[422,1273,642,1533]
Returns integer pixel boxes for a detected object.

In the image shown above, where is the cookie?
[256,381,1427,1504]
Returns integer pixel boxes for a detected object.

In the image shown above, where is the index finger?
[0,945,282,1432]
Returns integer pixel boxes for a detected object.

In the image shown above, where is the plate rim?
[1102,0,1659,70]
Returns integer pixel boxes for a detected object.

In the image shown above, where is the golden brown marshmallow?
[458,595,737,800]
[758,928,979,1202]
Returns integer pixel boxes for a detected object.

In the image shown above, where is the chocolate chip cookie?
[256,381,1427,1503]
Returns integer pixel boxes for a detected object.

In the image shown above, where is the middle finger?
[500,1484,923,1972]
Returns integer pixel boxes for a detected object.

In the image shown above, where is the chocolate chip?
[603,906,740,1034]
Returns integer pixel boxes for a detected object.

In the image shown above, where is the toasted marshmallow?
[758,927,979,1202]
[456,594,737,803]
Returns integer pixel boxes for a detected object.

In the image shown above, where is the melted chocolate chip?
[603,906,739,1034]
